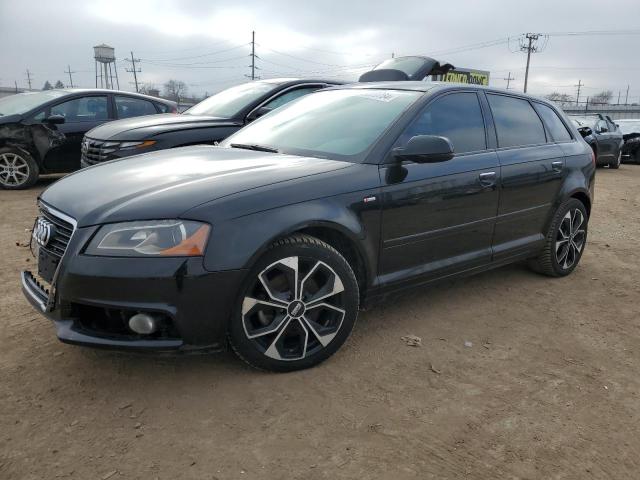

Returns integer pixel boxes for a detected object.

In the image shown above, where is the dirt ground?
[1,166,639,480]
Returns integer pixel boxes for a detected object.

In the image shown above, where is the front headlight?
[85,220,210,257]
[100,140,156,155]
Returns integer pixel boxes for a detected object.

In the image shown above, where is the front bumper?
[22,226,247,352]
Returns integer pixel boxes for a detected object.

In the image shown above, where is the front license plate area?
[38,249,59,284]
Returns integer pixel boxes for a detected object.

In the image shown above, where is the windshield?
[183,81,279,118]
[617,120,640,135]
[221,89,421,161]
[0,90,68,116]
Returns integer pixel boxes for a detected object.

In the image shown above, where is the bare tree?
[545,92,573,103]
[163,80,188,102]
[138,83,157,95]
[591,90,613,105]
[42,81,53,90]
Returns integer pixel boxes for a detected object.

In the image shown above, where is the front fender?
[202,194,381,285]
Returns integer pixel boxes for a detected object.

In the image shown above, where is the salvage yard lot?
[1,166,639,479]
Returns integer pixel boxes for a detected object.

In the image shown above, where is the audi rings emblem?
[32,218,55,247]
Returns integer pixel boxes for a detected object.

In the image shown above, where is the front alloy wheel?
[0,149,38,189]
[229,235,359,371]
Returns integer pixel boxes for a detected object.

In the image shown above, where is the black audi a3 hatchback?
[0,89,176,189]
[22,82,595,371]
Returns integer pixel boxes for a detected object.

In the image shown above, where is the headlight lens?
[85,220,210,257]
[119,140,156,149]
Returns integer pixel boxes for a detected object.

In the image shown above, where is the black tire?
[0,147,39,190]
[609,150,621,169]
[635,149,640,164]
[529,198,589,277]
[228,234,359,372]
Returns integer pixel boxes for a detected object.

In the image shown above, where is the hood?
[40,145,351,227]
[85,113,238,141]
[0,114,22,125]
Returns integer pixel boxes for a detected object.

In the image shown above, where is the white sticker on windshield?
[357,91,400,102]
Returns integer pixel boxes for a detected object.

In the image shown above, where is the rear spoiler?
[359,56,455,82]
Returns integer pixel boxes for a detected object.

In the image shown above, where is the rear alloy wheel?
[229,235,359,372]
[0,149,39,189]
[529,198,588,277]
[610,150,621,169]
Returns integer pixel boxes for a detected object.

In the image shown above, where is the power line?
[124,52,141,92]
[142,43,249,63]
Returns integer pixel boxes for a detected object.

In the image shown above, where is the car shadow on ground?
[54,260,534,379]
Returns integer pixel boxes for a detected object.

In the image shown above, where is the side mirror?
[577,126,593,138]
[246,106,272,122]
[391,135,454,163]
[45,114,65,125]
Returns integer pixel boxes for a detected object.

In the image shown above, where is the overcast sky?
[1,0,639,102]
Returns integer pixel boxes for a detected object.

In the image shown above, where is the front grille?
[81,137,111,165]
[38,205,75,260]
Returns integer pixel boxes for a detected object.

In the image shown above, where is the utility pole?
[625,84,630,105]
[64,65,75,88]
[503,72,515,90]
[520,33,541,93]
[575,80,583,105]
[25,69,32,90]
[249,30,256,80]
[391,52,395,58]
[14,80,18,93]
[124,51,141,92]
[617,90,621,105]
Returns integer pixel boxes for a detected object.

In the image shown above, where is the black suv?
[22,82,595,371]
[80,78,340,168]
[0,89,176,189]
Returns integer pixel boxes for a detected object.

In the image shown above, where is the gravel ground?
[1,166,639,479]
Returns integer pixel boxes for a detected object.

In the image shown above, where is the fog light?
[128,313,158,335]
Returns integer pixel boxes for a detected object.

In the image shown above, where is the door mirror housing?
[392,135,454,163]
[45,114,65,125]
[577,126,593,138]
[246,106,272,122]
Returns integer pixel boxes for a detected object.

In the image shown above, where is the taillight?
[171,106,178,113]
[591,149,596,166]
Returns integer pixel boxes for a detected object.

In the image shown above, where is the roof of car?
[54,88,177,104]
[263,78,345,86]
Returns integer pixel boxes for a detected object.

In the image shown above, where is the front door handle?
[478,171,497,187]
[552,161,564,172]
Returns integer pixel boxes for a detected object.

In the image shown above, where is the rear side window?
[534,103,572,142]
[487,94,546,148]
[115,96,158,119]
[155,102,170,113]
[398,92,486,154]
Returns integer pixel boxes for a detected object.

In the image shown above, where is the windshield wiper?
[230,143,279,153]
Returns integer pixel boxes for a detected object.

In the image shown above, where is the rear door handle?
[478,171,497,187]
[552,161,564,171]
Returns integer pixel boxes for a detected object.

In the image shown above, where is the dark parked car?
[617,119,640,163]
[569,114,623,168]
[0,89,176,189]
[80,78,341,168]
[22,82,595,371]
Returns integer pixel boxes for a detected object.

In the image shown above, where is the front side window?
[51,96,108,122]
[534,103,572,142]
[221,89,421,160]
[115,96,158,118]
[596,119,608,133]
[262,86,320,111]
[487,94,546,148]
[397,92,486,154]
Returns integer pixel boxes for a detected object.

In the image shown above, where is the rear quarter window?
[533,103,573,142]
[487,94,546,148]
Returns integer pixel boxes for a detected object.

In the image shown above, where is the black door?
[379,91,499,286]
[43,95,111,172]
[485,93,566,259]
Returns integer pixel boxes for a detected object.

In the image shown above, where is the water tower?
[94,44,120,89]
